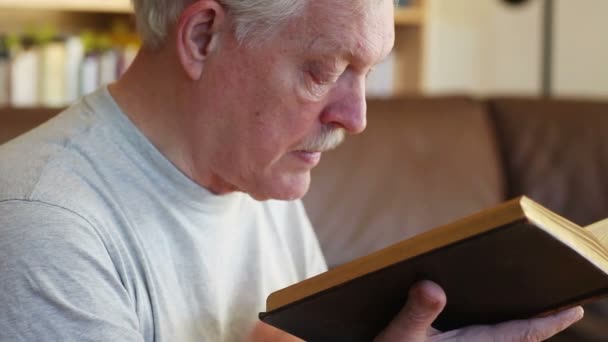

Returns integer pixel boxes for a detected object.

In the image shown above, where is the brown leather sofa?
[1,97,607,340]
[303,96,608,341]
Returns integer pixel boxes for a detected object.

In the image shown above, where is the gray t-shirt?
[0,88,327,341]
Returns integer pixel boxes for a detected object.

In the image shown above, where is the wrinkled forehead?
[303,0,395,63]
[306,0,393,35]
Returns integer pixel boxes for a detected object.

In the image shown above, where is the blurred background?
[0,0,136,109]
[1,0,607,109]
[370,0,608,100]
[1,0,607,341]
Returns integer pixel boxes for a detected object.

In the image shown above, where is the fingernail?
[574,307,585,319]
[562,307,584,321]
[411,281,445,307]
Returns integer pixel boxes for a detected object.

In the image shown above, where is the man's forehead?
[303,0,394,62]
[306,24,394,67]
[308,36,386,64]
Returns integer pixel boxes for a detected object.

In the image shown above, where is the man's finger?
[454,306,585,342]
[375,280,447,342]
[247,321,303,342]
[494,306,585,341]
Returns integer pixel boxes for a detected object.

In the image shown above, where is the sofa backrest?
[488,98,608,342]
[0,108,58,144]
[489,98,608,226]
[303,97,504,267]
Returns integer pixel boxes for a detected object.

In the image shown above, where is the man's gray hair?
[131,0,307,48]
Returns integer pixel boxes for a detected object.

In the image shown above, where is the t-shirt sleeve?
[0,200,144,342]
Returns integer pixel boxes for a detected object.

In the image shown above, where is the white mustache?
[298,125,346,152]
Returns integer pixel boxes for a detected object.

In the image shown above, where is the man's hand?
[374,280,584,342]
[248,321,304,342]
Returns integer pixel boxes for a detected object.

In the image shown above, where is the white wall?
[424,0,486,94]
[424,0,543,96]
[553,0,608,98]
[424,0,608,99]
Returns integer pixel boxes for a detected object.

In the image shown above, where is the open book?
[259,196,608,341]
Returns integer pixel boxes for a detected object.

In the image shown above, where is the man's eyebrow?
[308,35,347,55]
[308,35,355,62]
[308,33,389,69]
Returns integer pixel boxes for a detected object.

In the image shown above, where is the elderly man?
[0,0,582,341]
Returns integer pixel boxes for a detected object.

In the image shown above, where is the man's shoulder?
[0,199,102,250]
[0,96,107,204]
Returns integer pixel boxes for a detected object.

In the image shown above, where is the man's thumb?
[375,280,447,342]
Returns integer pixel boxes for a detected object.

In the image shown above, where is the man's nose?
[319,75,367,135]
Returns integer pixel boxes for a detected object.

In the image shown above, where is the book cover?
[260,197,608,341]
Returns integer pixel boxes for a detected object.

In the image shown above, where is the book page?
[586,218,608,247]
[521,198,608,271]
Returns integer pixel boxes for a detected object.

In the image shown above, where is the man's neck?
[108,47,198,182]
[108,44,244,196]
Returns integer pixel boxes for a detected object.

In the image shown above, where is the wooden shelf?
[0,1,427,96]
[0,0,132,13]
[394,7,425,26]
[0,2,421,22]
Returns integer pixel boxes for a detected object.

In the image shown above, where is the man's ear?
[176,0,226,80]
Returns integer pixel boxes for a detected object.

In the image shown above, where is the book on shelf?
[40,37,67,107]
[0,35,9,107]
[396,0,414,7]
[0,25,139,109]
[64,36,85,104]
[259,196,608,341]
[10,37,39,108]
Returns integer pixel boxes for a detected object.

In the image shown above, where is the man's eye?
[307,77,332,98]
[317,77,339,87]
[310,70,340,85]
[301,61,344,100]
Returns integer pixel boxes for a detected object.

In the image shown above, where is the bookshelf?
[393,0,427,95]
[394,6,425,26]
[0,0,136,109]
[366,1,426,97]
[0,0,428,111]
[0,0,420,20]
[0,2,132,34]
[0,0,131,13]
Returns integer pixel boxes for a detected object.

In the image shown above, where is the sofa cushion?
[303,97,504,267]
